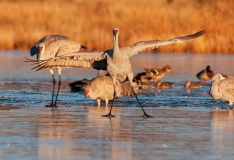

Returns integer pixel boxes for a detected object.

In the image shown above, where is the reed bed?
[0,0,233,54]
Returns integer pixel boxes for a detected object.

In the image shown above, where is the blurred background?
[0,0,233,54]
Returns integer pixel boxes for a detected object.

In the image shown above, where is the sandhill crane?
[27,35,86,107]
[196,65,214,84]
[209,73,234,109]
[69,70,106,92]
[82,76,141,107]
[185,81,202,88]
[29,28,206,117]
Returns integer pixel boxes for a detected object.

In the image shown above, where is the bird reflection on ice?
[211,110,234,156]
[36,106,133,160]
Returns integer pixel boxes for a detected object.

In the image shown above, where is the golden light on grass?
[0,0,233,54]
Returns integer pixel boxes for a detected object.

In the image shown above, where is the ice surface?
[0,52,234,160]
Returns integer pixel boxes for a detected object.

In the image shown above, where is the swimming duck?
[135,70,158,83]
[156,80,175,88]
[137,81,154,89]
[145,65,172,82]
[185,81,202,88]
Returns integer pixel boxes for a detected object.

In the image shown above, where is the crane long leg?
[84,94,87,105]
[128,73,152,117]
[229,102,233,110]
[102,77,117,118]
[133,91,152,118]
[53,74,61,107]
[45,74,56,107]
[102,89,116,118]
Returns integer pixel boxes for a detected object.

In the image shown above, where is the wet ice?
[1,52,234,159]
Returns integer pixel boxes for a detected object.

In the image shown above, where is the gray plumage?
[27,35,86,107]
[82,76,141,107]
[30,35,86,59]
[29,28,206,115]
[30,29,206,92]
[30,35,68,56]
[210,73,234,109]
[31,29,206,76]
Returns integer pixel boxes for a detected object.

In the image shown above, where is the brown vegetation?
[0,0,233,54]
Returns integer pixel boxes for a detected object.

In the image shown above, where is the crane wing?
[219,77,234,97]
[55,41,86,57]
[127,30,206,57]
[27,51,107,71]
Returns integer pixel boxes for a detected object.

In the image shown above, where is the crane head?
[38,43,44,51]
[113,28,119,36]
[30,46,38,56]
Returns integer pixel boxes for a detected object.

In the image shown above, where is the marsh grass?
[0,0,233,53]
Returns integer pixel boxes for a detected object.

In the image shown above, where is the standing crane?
[29,28,206,117]
[210,73,234,109]
[82,76,141,107]
[27,35,86,107]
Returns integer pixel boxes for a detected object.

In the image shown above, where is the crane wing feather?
[27,51,107,71]
[55,41,85,57]
[219,77,234,97]
[127,30,206,57]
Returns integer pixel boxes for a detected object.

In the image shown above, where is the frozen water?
[0,51,234,160]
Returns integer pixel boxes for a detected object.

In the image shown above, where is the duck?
[145,65,172,82]
[69,79,91,92]
[185,81,202,88]
[137,81,154,89]
[196,65,214,84]
[156,80,175,88]
[134,70,158,83]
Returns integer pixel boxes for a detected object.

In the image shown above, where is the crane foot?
[140,112,153,118]
[45,103,58,108]
[102,113,115,118]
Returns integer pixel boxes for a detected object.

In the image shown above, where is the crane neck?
[210,80,221,99]
[37,44,45,61]
[113,34,120,59]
